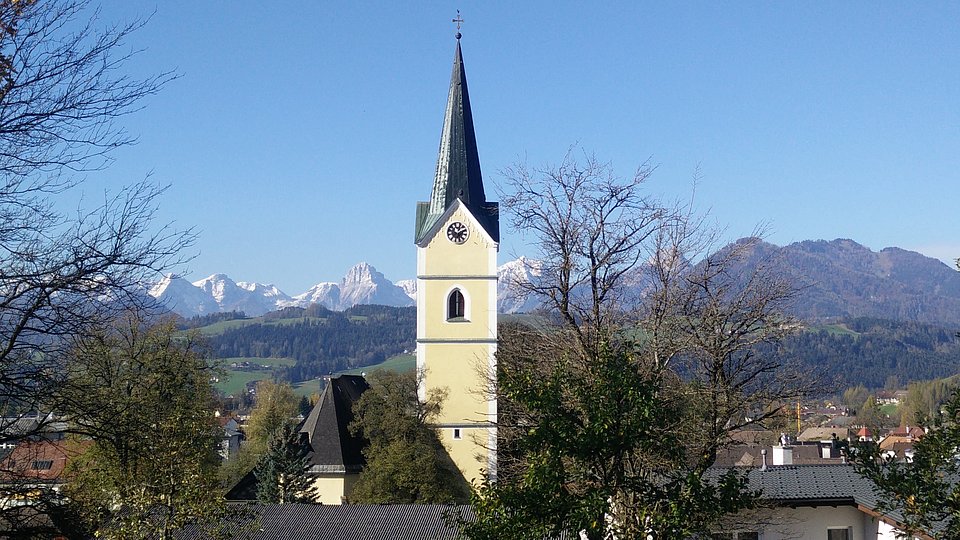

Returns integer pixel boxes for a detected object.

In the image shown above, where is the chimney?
[772,445,793,466]
[760,449,767,471]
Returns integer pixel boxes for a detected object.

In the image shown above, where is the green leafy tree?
[900,377,956,426]
[842,384,870,413]
[349,369,470,504]
[58,315,224,540]
[466,327,755,540]
[856,394,887,434]
[254,422,319,504]
[219,380,299,489]
[246,380,300,448]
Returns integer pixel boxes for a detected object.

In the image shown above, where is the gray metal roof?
[212,466,935,539]
[740,464,878,506]
[174,504,473,540]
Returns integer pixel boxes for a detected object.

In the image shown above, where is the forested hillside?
[197,304,415,382]
[764,318,960,388]
[188,304,958,394]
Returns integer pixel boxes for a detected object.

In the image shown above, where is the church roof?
[416,38,498,244]
[299,374,369,473]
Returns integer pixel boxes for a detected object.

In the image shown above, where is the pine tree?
[254,422,319,504]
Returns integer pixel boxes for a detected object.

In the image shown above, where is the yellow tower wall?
[416,203,497,483]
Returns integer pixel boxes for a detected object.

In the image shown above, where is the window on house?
[447,289,465,320]
[711,533,758,540]
[31,460,53,470]
[453,428,462,440]
[827,528,850,540]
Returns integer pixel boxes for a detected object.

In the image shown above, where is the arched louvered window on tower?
[447,289,466,321]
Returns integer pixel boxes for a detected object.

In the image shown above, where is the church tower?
[414,34,498,484]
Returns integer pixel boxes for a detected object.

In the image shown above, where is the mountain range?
[149,239,960,326]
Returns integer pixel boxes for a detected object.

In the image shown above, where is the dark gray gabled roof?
[740,464,877,506]
[415,38,499,244]
[299,374,369,473]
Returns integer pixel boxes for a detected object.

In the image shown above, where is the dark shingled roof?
[300,374,369,473]
[741,464,877,506]
[415,39,498,244]
[225,375,370,502]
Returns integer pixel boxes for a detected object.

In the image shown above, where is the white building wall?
[744,506,890,540]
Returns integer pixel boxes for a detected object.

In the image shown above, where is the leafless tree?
[0,0,189,448]
[501,149,662,359]
[471,149,817,538]
[0,3,191,534]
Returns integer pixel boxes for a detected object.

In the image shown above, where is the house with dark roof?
[722,464,904,539]
[227,374,370,505]
[207,464,932,539]
[298,374,369,504]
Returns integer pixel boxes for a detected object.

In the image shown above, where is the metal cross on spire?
[452,10,464,39]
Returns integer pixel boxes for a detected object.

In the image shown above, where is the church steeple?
[415,38,498,244]
[413,29,499,484]
[430,40,485,214]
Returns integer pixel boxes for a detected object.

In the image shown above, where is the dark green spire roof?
[429,40,485,213]
[415,39,499,244]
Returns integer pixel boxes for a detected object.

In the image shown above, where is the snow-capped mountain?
[497,257,543,314]
[150,274,220,316]
[192,273,293,316]
[338,263,414,309]
[290,282,340,309]
[396,279,417,301]
[149,263,415,318]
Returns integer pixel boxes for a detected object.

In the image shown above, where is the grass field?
[338,353,416,376]
[214,353,416,398]
[879,403,899,418]
[213,356,296,396]
[287,354,417,398]
[811,323,861,337]
[215,370,264,397]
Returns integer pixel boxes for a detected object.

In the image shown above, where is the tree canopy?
[466,150,811,539]
[349,369,470,504]
[58,315,224,540]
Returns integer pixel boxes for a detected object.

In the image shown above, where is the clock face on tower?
[446,221,469,244]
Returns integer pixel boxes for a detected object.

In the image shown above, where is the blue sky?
[84,2,959,294]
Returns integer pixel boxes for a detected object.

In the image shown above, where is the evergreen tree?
[298,395,313,418]
[254,422,319,504]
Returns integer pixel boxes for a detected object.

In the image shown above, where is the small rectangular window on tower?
[453,428,462,440]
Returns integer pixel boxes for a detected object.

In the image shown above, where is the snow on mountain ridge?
[396,279,417,301]
[150,263,418,317]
